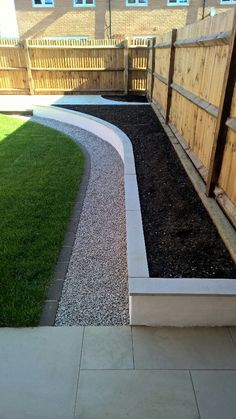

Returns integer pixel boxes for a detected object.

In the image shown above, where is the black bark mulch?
[56,104,236,278]
[102,95,148,103]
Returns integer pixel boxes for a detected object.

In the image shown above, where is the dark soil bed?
[102,95,148,103]
[56,104,236,278]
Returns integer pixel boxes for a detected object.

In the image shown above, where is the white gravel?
[31,116,129,326]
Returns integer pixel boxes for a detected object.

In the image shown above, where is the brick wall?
[109,0,202,38]
[15,0,98,38]
[15,0,235,39]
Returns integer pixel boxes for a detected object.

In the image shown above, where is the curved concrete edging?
[33,104,149,282]
[33,105,236,327]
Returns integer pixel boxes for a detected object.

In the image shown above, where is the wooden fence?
[147,9,236,227]
[0,37,148,95]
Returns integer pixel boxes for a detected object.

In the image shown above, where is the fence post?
[23,39,34,95]
[165,28,177,124]
[148,37,156,102]
[145,39,151,98]
[124,38,129,95]
[205,10,236,197]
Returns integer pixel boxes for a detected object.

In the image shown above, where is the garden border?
[33,105,236,327]
[151,105,236,265]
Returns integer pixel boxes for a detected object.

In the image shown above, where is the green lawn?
[0,114,84,327]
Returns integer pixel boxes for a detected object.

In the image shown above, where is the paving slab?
[124,174,141,211]
[0,95,149,112]
[132,327,236,370]
[191,370,236,419]
[0,327,83,419]
[75,370,199,419]
[81,326,133,370]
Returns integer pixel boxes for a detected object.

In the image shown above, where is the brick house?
[8,0,236,38]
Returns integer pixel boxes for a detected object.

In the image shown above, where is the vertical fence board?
[152,32,172,116]
[124,39,129,95]
[165,29,177,124]
[23,39,34,95]
[146,38,155,101]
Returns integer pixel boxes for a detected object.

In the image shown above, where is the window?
[126,0,148,6]
[32,0,54,6]
[220,0,236,4]
[73,0,96,6]
[167,0,189,5]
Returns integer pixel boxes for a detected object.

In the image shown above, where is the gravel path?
[32,117,129,326]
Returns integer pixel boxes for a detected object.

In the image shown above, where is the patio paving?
[0,94,149,112]
[0,326,236,419]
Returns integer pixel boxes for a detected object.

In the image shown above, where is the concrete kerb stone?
[129,278,236,298]
[33,104,236,327]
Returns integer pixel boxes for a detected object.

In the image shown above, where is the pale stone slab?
[0,327,83,419]
[130,294,236,326]
[124,174,141,211]
[191,371,236,419]
[129,277,236,295]
[75,370,199,419]
[0,95,149,112]
[133,327,236,369]
[126,210,149,278]
[81,326,133,369]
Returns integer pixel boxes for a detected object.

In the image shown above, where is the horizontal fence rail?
[146,9,236,228]
[0,37,149,95]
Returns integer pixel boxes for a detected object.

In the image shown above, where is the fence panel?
[169,11,235,173]
[0,38,148,95]
[28,38,124,94]
[147,9,236,226]
[217,84,236,224]
[152,32,172,116]
[0,40,28,94]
